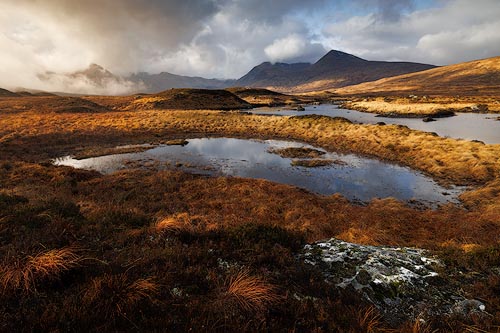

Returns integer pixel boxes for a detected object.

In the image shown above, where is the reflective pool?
[249,105,500,144]
[54,138,464,206]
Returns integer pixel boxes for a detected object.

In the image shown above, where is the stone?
[300,238,474,325]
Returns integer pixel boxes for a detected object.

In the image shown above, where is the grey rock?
[300,238,480,325]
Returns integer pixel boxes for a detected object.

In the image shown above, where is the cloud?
[0,0,499,94]
[265,34,326,63]
[323,0,500,65]
[0,0,327,92]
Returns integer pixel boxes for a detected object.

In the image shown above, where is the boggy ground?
[336,95,500,117]
[1,99,500,331]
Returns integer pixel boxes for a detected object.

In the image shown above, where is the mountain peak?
[314,50,366,67]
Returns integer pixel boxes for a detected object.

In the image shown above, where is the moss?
[227,224,304,252]
[291,159,336,167]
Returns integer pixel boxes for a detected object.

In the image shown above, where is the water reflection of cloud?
[54,138,462,206]
[251,105,500,144]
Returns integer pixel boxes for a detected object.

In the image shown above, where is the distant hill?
[129,72,235,93]
[335,56,500,96]
[0,88,19,97]
[126,88,252,110]
[37,64,143,95]
[236,50,436,93]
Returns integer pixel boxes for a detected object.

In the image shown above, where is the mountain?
[0,88,19,97]
[335,56,500,96]
[129,72,235,93]
[37,64,143,95]
[236,50,436,92]
[31,50,436,95]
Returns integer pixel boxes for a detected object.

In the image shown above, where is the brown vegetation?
[291,159,336,167]
[335,56,500,97]
[124,88,252,110]
[1,94,500,331]
[227,87,307,106]
[268,146,326,158]
[1,247,83,294]
[223,269,279,312]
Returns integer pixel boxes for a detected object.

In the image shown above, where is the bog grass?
[1,247,82,294]
[224,269,279,312]
[1,96,500,331]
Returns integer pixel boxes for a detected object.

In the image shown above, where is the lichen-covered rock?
[300,238,486,325]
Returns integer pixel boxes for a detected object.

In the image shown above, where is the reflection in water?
[54,138,464,207]
[250,105,500,144]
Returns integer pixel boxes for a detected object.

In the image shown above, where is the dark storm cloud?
[0,0,328,93]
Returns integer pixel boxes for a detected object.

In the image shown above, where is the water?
[249,105,500,144]
[54,138,463,206]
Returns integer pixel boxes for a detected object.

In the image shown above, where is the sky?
[1,0,499,94]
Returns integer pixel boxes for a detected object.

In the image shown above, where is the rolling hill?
[226,88,305,106]
[335,56,500,96]
[125,88,252,110]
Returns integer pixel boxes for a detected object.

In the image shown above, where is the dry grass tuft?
[151,213,197,234]
[0,247,82,294]
[224,269,279,312]
[357,306,383,333]
[83,274,159,320]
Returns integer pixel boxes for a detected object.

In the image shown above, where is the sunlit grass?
[0,247,83,294]
[223,269,279,312]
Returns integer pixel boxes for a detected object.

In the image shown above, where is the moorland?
[1,53,500,332]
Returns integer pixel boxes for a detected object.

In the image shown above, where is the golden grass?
[224,269,279,312]
[335,56,500,97]
[2,107,499,187]
[151,213,196,234]
[0,247,82,293]
[343,99,479,115]
[1,98,500,247]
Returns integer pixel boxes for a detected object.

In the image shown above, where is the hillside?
[236,50,435,92]
[0,88,19,97]
[0,96,110,113]
[130,72,235,93]
[226,87,305,106]
[335,56,500,96]
[126,88,252,110]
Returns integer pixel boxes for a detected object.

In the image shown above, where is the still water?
[249,105,500,144]
[54,138,464,206]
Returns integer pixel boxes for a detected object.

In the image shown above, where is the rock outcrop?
[301,238,487,325]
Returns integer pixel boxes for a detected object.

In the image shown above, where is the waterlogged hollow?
[54,138,464,207]
[250,105,500,144]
